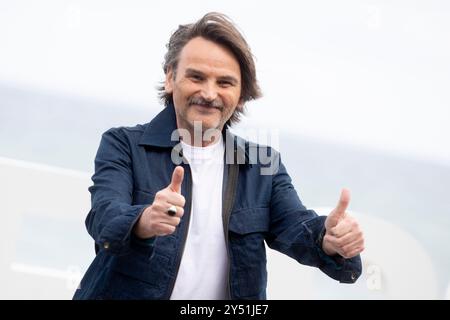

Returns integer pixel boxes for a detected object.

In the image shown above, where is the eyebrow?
[185,68,239,85]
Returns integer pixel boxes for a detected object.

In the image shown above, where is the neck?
[177,121,223,147]
[181,129,222,147]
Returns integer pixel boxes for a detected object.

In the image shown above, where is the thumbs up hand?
[322,189,365,259]
[134,166,186,239]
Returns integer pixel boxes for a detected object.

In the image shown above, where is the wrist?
[133,206,156,239]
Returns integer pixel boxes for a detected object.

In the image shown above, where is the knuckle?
[334,219,344,227]
[163,226,173,235]
[323,234,333,243]
[156,226,167,236]
[179,195,186,207]
[329,227,338,236]
[150,203,163,214]
[147,203,157,212]
[143,205,153,217]
[155,191,166,201]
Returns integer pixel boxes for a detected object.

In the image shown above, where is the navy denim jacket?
[73,104,362,300]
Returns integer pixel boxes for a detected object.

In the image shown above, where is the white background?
[1,0,449,165]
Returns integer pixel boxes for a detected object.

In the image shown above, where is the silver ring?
[167,205,177,216]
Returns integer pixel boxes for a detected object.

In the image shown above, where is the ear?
[165,68,174,94]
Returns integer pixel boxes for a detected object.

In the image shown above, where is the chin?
[188,115,221,130]
[193,120,221,131]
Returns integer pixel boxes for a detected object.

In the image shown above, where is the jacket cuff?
[305,215,362,283]
[97,204,151,255]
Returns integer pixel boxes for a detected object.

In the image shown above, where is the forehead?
[177,37,241,79]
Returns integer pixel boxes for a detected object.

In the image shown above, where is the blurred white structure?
[0,157,93,299]
[0,156,440,299]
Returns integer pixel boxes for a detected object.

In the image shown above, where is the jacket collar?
[138,103,250,164]
[138,103,179,148]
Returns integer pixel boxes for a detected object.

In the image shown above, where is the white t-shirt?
[169,136,228,300]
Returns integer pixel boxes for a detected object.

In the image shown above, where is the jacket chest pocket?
[228,207,270,299]
[228,207,270,235]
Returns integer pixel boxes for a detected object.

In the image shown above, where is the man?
[73,12,364,300]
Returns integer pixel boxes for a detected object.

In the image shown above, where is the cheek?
[222,90,241,108]
[174,81,198,99]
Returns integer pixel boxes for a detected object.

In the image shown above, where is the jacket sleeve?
[266,152,362,283]
[85,128,150,256]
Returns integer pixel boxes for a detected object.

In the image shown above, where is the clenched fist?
[134,166,186,239]
[322,188,365,259]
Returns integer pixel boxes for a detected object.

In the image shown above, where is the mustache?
[188,96,224,109]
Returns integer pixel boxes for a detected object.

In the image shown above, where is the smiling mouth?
[191,103,222,111]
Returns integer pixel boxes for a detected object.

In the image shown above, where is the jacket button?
[103,242,110,250]
[351,272,356,281]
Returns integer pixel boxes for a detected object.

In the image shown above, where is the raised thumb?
[327,188,350,227]
[335,188,350,215]
[169,166,184,193]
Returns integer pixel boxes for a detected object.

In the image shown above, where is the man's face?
[165,37,242,133]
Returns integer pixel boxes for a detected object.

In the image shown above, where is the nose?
[200,81,218,101]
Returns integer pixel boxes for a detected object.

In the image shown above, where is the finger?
[323,234,340,250]
[162,206,184,219]
[150,202,184,219]
[152,202,185,218]
[333,231,361,248]
[344,246,365,259]
[169,166,184,193]
[165,193,186,208]
[342,238,365,254]
[335,188,350,216]
[160,216,181,227]
[154,189,186,207]
[173,206,184,218]
[156,224,176,236]
[330,219,353,237]
[325,232,362,252]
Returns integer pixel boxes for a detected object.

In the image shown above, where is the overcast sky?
[1,0,449,165]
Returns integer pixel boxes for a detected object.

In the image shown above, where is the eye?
[189,74,203,82]
[218,81,232,88]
